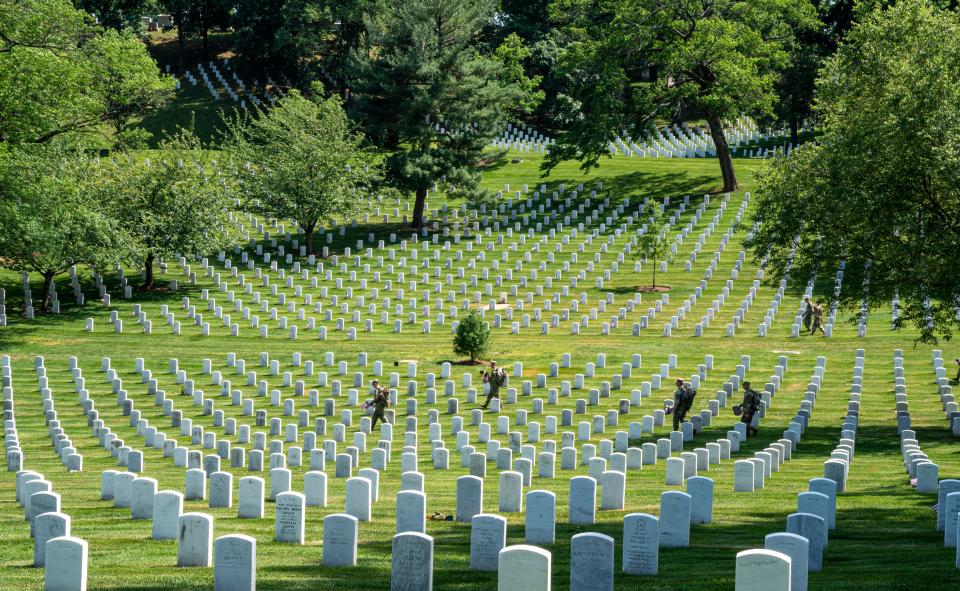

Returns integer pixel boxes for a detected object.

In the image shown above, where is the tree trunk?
[176,11,185,73]
[790,113,799,147]
[411,187,427,229]
[201,24,209,61]
[145,252,155,289]
[707,115,738,192]
[652,260,657,289]
[41,271,55,313]
[305,226,315,256]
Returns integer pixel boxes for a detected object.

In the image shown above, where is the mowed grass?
[1,151,958,591]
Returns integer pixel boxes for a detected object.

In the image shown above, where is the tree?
[545,0,817,191]
[453,310,490,362]
[0,0,173,145]
[225,88,379,255]
[274,0,384,95]
[350,0,525,229]
[0,144,128,311]
[84,28,176,145]
[78,0,154,31]
[745,0,960,343]
[636,205,672,289]
[108,129,236,289]
[231,0,286,73]
[771,0,857,145]
[493,33,544,118]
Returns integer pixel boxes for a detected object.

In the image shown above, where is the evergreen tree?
[453,310,490,362]
[350,0,524,229]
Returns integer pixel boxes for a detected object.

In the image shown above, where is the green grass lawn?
[1,149,957,591]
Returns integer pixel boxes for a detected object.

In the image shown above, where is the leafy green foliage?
[85,28,176,141]
[0,144,129,310]
[453,309,490,362]
[105,130,236,288]
[224,88,380,255]
[0,0,173,145]
[545,0,817,191]
[493,33,544,117]
[349,0,525,228]
[746,0,960,343]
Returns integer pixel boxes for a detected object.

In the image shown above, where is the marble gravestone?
[391,532,434,591]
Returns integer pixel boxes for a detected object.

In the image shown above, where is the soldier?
[481,361,506,410]
[954,358,960,384]
[369,380,389,430]
[671,378,695,431]
[810,300,826,335]
[739,381,761,437]
[802,297,814,332]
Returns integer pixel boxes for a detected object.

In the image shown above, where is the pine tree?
[350,0,523,228]
[453,310,490,363]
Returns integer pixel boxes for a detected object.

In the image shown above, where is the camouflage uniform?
[810,304,825,335]
[672,385,694,431]
[482,369,505,409]
[740,387,762,437]
[370,388,389,429]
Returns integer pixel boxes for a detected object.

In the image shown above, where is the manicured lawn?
[1,149,956,590]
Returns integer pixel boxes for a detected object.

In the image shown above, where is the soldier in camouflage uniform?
[672,378,695,431]
[739,381,761,437]
[802,297,814,332]
[481,361,506,410]
[810,301,826,335]
[369,380,390,429]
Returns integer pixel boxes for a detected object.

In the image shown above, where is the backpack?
[683,388,697,412]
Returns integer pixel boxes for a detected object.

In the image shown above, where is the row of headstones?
[817,349,862,494]
[937,478,960,566]
[738,353,856,590]
[930,350,960,435]
[3,355,23,471]
[894,350,941,494]
[736,479,842,591]
[15,470,76,572]
[34,359,85,472]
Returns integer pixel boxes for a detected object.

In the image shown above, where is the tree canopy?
[106,130,236,288]
[0,144,129,310]
[545,0,817,191]
[225,88,380,255]
[0,0,173,144]
[746,0,960,343]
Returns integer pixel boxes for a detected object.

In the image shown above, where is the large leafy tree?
[85,28,176,143]
[350,0,524,229]
[108,130,236,288]
[0,145,129,311]
[0,0,173,144]
[225,88,380,255]
[546,0,816,191]
[746,0,960,343]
